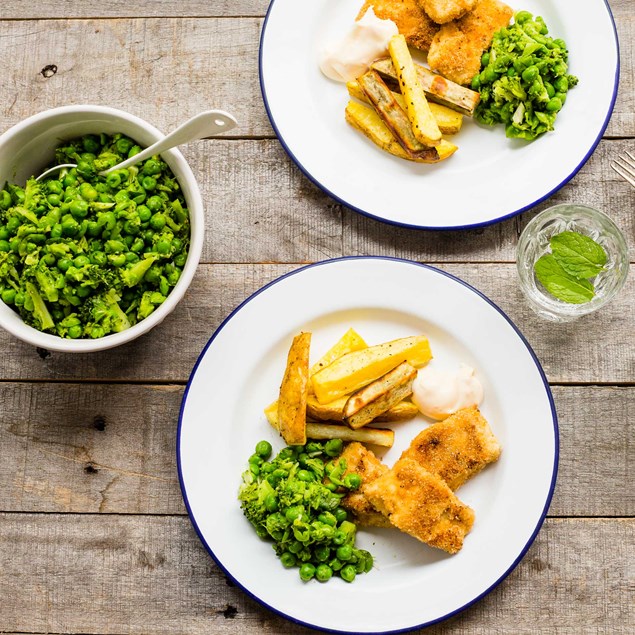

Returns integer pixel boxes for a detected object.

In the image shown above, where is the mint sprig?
[533,231,607,304]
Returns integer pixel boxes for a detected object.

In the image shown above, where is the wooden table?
[0,1,633,633]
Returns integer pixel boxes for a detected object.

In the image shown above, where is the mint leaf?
[534,253,595,304]
[550,231,607,279]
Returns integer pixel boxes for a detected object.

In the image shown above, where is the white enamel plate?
[178,257,558,633]
[259,0,619,229]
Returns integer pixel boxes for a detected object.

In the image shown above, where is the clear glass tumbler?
[516,204,629,322]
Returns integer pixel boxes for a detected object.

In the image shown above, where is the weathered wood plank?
[183,137,635,264]
[0,11,632,139]
[0,18,270,137]
[2,0,270,18]
[0,382,632,517]
[0,263,632,383]
[0,514,632,634]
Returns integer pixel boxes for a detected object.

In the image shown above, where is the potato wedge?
[388,34,441,147]
[310,328,367,376]
[307,392,419,423]
[374,399,419,422]
[265,406,394,448]
[347,80,462,135]
[344,362,417,429]
[304,423,395,448]
[311,335,432,404]
[277,332,311,445]
[357,71,434,158]
[345,101,458,164]
[371,57,480,117]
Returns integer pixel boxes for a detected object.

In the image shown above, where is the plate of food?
[178,257,558,633]
[259,0,619,229]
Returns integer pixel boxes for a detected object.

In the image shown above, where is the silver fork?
[611,150,635,188]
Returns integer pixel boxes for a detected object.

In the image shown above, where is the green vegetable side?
[472,11,578,140]
[534,231,607,304]
[0,133,190,338]
[238,439,373,583]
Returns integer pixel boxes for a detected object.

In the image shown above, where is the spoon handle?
[101,110,237,175]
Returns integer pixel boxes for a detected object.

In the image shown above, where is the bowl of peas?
[0,105,204,352]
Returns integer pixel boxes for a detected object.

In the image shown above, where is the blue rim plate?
[259,0,619,230]
[178,257,558,633]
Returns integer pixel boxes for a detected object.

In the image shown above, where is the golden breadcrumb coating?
[417,0,477,25]
[340,442,392,527]
[357,0,440,52]
[400,406,501,490]
[427,0,513,85]
[364,457,475,553]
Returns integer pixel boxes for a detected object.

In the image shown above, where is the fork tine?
[626,150,635,163]
[611,160,635,188]
[618,151,635,170]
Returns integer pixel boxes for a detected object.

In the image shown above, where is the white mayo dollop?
[411,364,484,420]
[319,8,398,83]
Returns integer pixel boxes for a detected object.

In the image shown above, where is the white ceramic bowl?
[0,105,204,352]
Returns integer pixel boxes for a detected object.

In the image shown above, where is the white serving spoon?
[36,109,237,181]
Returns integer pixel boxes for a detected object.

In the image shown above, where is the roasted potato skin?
[277,332,311,445]
[344,362,418,429]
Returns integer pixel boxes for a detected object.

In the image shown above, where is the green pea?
[123,220,140,235]
[143,159,162,175]
[0,240,10,252]
[90,251,107,266]
[174,253,186,267]
[146,196,163,212]
[554,76,569,93]
[108,253,126,267]
[155,239,171,255]
[68,325,83,339]
[134,206,150,224]
[481,52,490,67]
[336,544,353,562]
[9,237,20,253]
[50,223,63,239]
[76,160,95,178]
[285,506,303,522]
[142,176,157,191]
[471,75,481,90]
[0,191,11,210]
[47,180,63,195]
[1,288,16,304]
[340,564,356,583]
[128,145,142,158]
[42,253,56,266]
[315,564,333,582]
[99,211,117,230]
[159,276,169,296]
[89,325,105,339]
[69,199,89,219]
[144,265,162,284]
[79,182,98,201]
[521,65,539,83]
[334,507,347,524]
[481,66,498,84]
[343,473,362,490]
[149,213,166,230]
[82,135,100,153]
[131,237,145,253]
[324,438,343,457]
[515,10,532,24]
[546,97,562,112]
[63,172,78,188]
[106,172,121,189]
[115,137,134,154]
[264,493,278,513]
[47,193,61,207]
[299,563,316,582]
[14,292,24,306]
[12,188,25,204]
[545,81,555,98]
[314,545,330,562]
[86,221,101,238]
[73,254,90,268]
[280,552,297,569]
[0,227,8,241]
[57,258,72,272]
[255,440,272,459]
[76,285,91,298]
[125,251,139,264]
[61,216,80,236]
[114,190,130,203]
[105,239,126,253]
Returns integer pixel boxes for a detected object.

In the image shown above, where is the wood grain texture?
[0,514,632,634]
[0,7,633,139]
[182,137,635,264]
[0,263,632,384]
[0,382,632,517]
